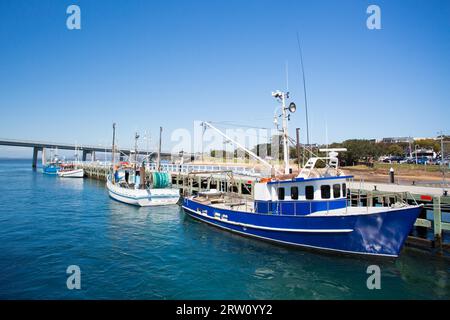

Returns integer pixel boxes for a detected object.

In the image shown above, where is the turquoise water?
[0,159,449,299]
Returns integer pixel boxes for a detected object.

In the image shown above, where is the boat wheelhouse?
[253,157,350,215]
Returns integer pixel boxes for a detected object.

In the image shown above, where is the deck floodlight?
[288,102,297,113]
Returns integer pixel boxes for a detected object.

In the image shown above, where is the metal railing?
[146,163,262,177]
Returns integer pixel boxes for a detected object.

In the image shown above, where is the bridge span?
[0,138,173,168]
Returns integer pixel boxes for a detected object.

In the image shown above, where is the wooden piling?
[433,196,442,250]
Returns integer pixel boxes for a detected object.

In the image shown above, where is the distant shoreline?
[0,158,33,160]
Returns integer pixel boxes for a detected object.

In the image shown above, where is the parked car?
[416,156,429,165]
[383,156,406,163]
[436,158,450,166]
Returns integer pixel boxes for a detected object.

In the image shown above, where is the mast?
[145,130,150,160]
[281,93,289,174]
[75,143,78,165]
[296,128,301,171]
[296,32,311,157]
[157,126,162,171]
[272,90,293,175]
[134,132,139,166]
[111,122,116,184]
[112,123,116,165]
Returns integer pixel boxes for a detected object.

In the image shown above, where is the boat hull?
[43,165,59,175]
[182,198,422,257]
[107,178,179,207]
[57,169,84,178]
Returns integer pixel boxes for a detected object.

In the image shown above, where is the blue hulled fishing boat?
[43,153,63,175]
[182,90,421,257]
[43,163,60,175]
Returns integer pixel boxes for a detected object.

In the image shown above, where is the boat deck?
[189,195,417,217]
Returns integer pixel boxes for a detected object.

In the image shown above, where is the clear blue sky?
[0,0,449,157]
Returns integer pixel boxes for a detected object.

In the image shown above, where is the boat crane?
[202,90,297,176]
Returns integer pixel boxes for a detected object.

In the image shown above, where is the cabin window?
[342,183,347,197]
[321,185,331,199]
[277,187,285,200]
[333,184,341,198]
[291,186,299,200]
[305,186,314,200]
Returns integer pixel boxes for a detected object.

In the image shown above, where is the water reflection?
[55,177,84,191]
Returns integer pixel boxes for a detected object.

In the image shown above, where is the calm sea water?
[0,159,449,300]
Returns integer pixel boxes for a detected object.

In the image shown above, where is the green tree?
[387,144,404,156]
[415,139,440,152]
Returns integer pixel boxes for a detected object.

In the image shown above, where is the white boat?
[106,125,180,207]
[57,163,84,178]
[106,174,180,206]
[58,168,84,178]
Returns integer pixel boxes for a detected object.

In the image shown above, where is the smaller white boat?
[107,173,180,206]
[106,126,180,207]
[57,164,84,178]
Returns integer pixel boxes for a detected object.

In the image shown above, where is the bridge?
[0,138,174,168]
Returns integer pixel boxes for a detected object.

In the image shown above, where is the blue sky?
[0,0,449,157]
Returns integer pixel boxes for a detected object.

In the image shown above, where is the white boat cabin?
[253,156,352,215]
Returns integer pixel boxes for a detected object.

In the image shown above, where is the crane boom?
[201,122,277,173]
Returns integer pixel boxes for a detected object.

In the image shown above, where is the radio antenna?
[296,31,311,156]
[285,60,289,92]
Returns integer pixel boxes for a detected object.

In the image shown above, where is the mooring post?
[389,167,395,183]
[433,196,442,250]
[368,191,373,207]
